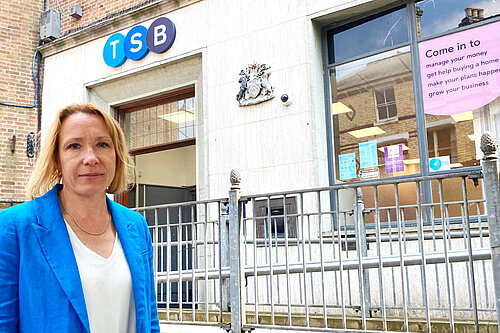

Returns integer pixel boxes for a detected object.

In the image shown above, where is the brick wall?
[0,0,151,204]
[0,1,43,201]
[45,0,154,36]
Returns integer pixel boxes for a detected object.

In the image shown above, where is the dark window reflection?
[417,0,500,38]
[328,6,408,64]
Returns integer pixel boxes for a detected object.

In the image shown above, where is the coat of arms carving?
[236,63,274,106]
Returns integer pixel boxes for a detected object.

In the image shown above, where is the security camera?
[280,94,293,106]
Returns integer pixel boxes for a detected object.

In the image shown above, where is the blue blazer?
[0,185,160,332]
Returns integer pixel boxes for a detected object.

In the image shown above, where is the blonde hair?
[27,103,134,198]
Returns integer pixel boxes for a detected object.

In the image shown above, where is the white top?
[65,221,137,333]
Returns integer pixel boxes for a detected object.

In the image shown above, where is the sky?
[419,0,499,37]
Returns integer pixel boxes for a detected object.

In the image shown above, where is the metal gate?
[135,133,500,333]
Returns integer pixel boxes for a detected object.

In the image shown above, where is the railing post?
[480,131,500,331]
[228,169,245,333]
[220,204,230,312]
[355,188,372,319]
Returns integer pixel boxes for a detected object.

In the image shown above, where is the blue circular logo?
[146,17,176,54]
[429,158,442,170]
[103,17,176,67]
[103,33,126,67]
[124,25,149,61]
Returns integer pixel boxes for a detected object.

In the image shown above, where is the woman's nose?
[82,147,99,165]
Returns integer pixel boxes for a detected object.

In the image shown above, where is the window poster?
[429,156,451,172]
[359,140,378,169]
[339,152,356,180]
[419,21,500,115]
[384,144,404,173]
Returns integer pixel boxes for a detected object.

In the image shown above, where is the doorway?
[115,86,197,308]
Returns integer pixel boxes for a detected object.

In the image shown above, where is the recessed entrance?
[115,85,197,307]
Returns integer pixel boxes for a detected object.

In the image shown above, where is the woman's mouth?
[79,173,103,178]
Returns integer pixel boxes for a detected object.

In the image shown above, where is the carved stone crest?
[236,63,274,106]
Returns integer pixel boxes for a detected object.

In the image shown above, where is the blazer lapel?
[108,199,146,330]
[31,185,90,333]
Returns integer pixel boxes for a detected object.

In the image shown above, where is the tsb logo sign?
[103,17,176,67]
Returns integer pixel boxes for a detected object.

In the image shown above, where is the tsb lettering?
[103,17,176,67]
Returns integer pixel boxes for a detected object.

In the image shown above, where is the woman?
[0,104,160,332]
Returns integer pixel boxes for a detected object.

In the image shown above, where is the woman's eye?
[68,143,80,149]
[97,142,110,148]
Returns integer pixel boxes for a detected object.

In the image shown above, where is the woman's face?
[57,112,116,199]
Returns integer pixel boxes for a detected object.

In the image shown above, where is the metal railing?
[134,197,228,323]
[238,171,492,332]
[135,132,500,333]
[0,198,25,209]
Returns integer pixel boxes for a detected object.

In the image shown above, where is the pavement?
[160,323,222,333]
[160,323,295,333]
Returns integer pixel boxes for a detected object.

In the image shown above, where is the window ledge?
[374,117,398,126]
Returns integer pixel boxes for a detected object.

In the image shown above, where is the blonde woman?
[0,104,159,332]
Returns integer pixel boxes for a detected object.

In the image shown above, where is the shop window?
[374,87,397,122]
[325,1,489,230]
[326,2,493,184]
[254,197,297,239]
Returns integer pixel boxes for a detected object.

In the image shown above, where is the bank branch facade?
[37,0,500,222]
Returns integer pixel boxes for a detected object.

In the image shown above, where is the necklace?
[61,201,111,236]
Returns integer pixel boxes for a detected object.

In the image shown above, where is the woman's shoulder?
[1,186,60,227]
[0,200,36,220]
[108,200,148,228]
[109,200,143,218]
[108,201,151,242]
[0,200,36,231]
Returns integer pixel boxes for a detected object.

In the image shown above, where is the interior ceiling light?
[158,110,195,123]
[378,144,410,152]
[331,102,353,115]
[403,158,420,165]
[451,111,473,122]
[467,134,475,141]
[450,163,463,168]
[347,126,386,138]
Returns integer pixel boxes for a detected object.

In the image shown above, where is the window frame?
[114,85,196,156]
[323,1,493,186]
[113,85,196,207]
[322,1,492,230]
[374,86,398,123]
